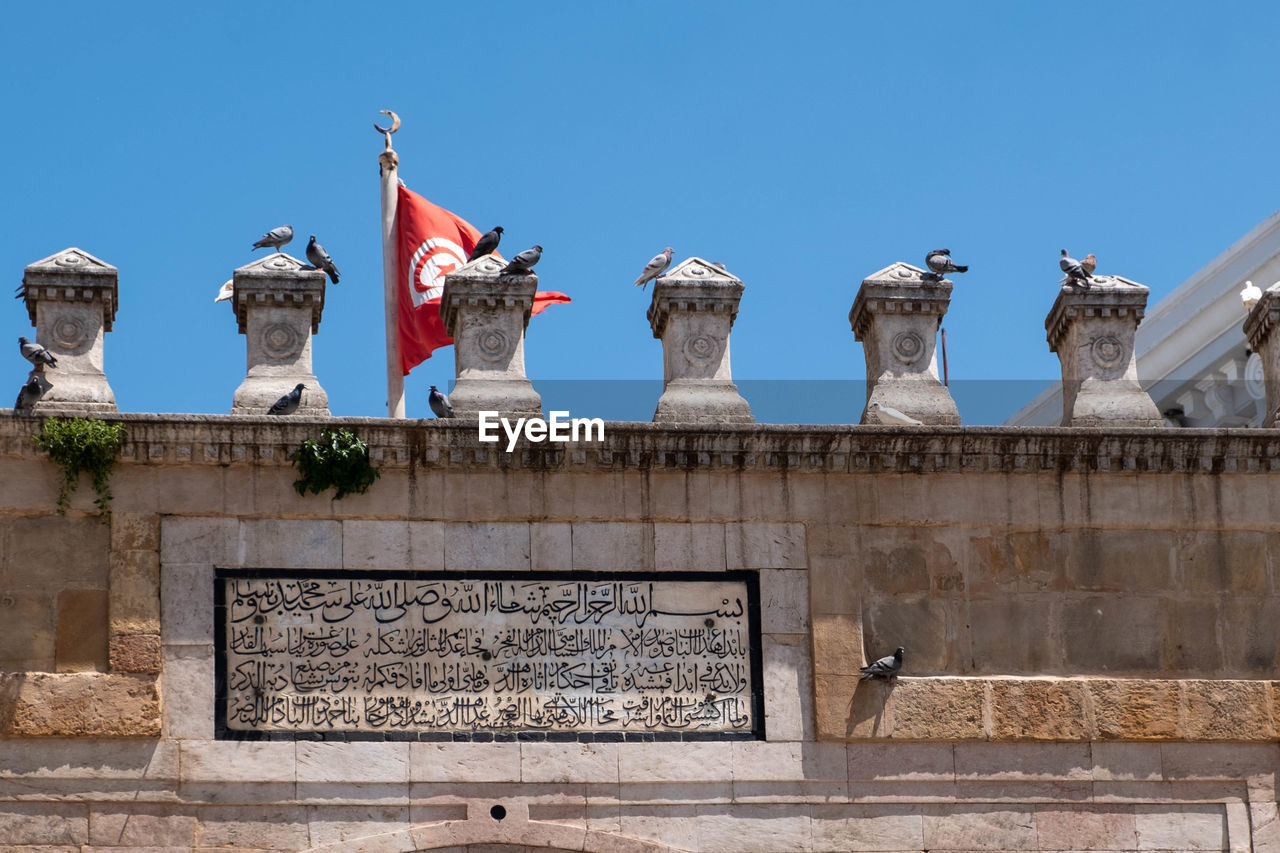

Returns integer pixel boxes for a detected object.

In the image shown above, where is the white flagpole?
[376,110,406,418]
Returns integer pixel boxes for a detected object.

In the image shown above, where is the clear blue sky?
[4,3,1279,423]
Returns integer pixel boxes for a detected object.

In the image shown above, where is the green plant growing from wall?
[32,417,128,521]
[289,427,380,500]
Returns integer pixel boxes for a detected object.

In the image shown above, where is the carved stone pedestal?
[21,248,119,413]
[440,255,542,419]
[1045,276,1162,427]
[849,263,960,425]
[229,254,330,416]
[1243,283,1280,427]
[647,258,753,424]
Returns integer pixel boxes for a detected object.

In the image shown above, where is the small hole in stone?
[254,615,265,625]
[481,650,493,661]
[490,804,506,821]
[704,618,715,628]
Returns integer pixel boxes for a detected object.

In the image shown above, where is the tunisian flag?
[395,186,570,375]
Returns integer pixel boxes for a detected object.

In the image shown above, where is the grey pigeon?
[252,224,293,253]
[18,336,56,369]
[14,376,44,412]
[860,647,904,680]
[428,385,454,418]
[1060,249,1091,287]
[469,226,504,261]
[925,248,968,277]
[634,248,674,289]
[267,383,305,415]
[866,401,923,426]
[502,245,542,275]
[306,236,340,284]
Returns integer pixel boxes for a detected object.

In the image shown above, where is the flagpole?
[376,110,406,418]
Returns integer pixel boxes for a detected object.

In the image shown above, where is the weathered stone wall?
[0,414,1277,851]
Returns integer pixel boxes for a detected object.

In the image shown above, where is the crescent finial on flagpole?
[374,110,400,151]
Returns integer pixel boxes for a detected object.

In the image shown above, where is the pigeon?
[1241,280,1262,312]
[925,249,968,278]
[1060,249,1091,287]
[860,647,904,680]
[634,248,674,289]
[502,245,542,275]
[252,224,293,253]
[18,336,57,369]
[428,385,455,418]
[469,226,504,261]
[866,401,923,426]
[214,279,234,303]
[306,236,340,284]
[13,376,44,412]
[1081,253,1097,277]
[267,383,305,415]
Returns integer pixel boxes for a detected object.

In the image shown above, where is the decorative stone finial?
[1243,282,1280,427]
[20,247,119,412]
[229,253,330,416]
[1045,276,1162,427]
[439,254,542,418]
[646,258,753,424]
[849,262,960,425]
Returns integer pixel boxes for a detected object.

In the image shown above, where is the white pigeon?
[634,248,673,289]
[214,279,234,303]
[867,401,923,426]
[1241,280,1262,312]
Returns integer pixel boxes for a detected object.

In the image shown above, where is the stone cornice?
[1044,276,1150,352]
[3,414,1280,474]
[849,264,951,340]
[232,254,327,334]
[440,254,538,335]
[22,247,120,330]
[646,258,744,339]
[1242,286,1280,350]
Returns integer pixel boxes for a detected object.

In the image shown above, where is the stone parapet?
[647,257,753,424]
[1243,282,1280,427]
[849,262,960,425]
[440,255,541,418]
[1045,276,1163,427]
[19,247,120,413]
[229,253,330,416]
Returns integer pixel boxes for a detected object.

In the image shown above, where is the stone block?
[1220,597,1280,675]
[110,512,160,552]
[342,520,411,569]
[619,804,700,851]
[725,522,807,569]
[1133,803,1227,850]
[653,522,726,571]
[759,569,809,634]
[807,551,860,616]
[160,563,213,646]
[1,515,110,590]
[812,612,862,677]
[814,674,863,740]
[108,633,160,673]
[731,741,847,782]
[848,742,955,781]
[1182,680,1275,741]
[0,590,55,670]
[159,516,238,566]
[88,804,198,847]
[1063,530,1174,592]
[297,741,410,783]
[860,597,952,673]
[988,680,1088,740]
[954,743,1091,781]
[108,549,160,635]
[888,678,985,740]
[965,531,1066,594]
[408,521,445,568]
[1033,804,1138,851]
[1089,679,1182,740]
[811,803,924,851]
[965,597,1055,674]
[1090,742,1164,781]
[1177,530,1268,593]
[161,644,214,739]
[530,522,572,570]
[521,742,619,783]
[694,803,811,853]
[239,518,342,568]
[179,741,295,783]
[763,635,811,741]
[195,804,310,849]
[55,588,108,672]
[0,672,158,736]
[307,804,412,849]
[409,742,521,782]
[920,803,1037,850]
[0,802,88,845]
[617,742,731,783]
[571,523,653,570]
[1061,596,1163,674]
[442,522,530,570]
[0,737,176,781]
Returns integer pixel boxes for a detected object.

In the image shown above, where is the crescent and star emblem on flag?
[408,237,468,307]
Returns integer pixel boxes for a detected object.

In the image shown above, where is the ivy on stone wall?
[32,417,127,522]
[289,427,380,500]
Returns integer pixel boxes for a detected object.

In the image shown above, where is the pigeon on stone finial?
[428,385,454,418]
[1060,249,1092,287]
[469,227,504,261]
[215,279,234,303]
[1081,253,1097,277]
[13,375,45,412]
[18,337,56,369]
[860,647,904,680]
[925,249,968,278]
[268,383,305,415]
[866,401,923,426]
[252,225,293,253]
[502,245,542,275]
[1242,280,1262,312]
[306,236,340,284]
[634,248,674,289]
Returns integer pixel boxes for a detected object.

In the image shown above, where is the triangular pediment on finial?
[662,257,742,284]
[235,252,309,275]
[453,253,510,278]
[1087,273,1148,293]
[25,247,117,274]
[861,262,933,286]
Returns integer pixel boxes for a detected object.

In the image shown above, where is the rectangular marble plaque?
[215,570,762,740]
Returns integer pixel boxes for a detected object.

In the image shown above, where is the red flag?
[395,186,570,375]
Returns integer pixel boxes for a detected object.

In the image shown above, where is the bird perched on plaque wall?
[633,248,674,289]
[428,385,454,418]
[502,245,542,275]
[1060,249,1092,287]
[866,401,923,426]
[306,236,340,284]
[469,226,504,261]
[268,383,306,416]
[252,224,293,253]
[925,248,968,279]
[860,647,904,680]
[18,336,57,369]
